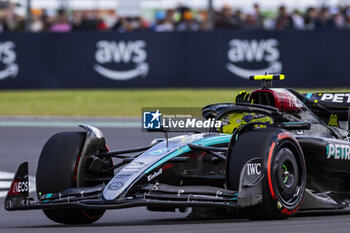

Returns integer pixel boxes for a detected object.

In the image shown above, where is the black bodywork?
[4,83,350,221]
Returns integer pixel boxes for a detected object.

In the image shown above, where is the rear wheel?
[36,132,113,224]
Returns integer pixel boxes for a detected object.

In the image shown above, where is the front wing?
[5,161,263,211]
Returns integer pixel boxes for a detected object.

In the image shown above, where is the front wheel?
[256,137,306,219]
[227,129,306,219]
[36,131,113,224]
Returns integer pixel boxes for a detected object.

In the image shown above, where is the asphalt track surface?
[1,119,350,233]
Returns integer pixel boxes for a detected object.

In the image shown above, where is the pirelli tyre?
[36,132,113,224]
[227,128,306,219]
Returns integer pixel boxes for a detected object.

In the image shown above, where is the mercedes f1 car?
[5,74,350,224]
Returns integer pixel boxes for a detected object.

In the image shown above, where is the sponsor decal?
[0,170,35,198]
[147,168,162,181]
[226,39,282,79]
[94,40,148,81]
[10,180,28,194]
[246,163,262,176]
[320,93,350,103]
[328,114,339,127]
[123,161,145,172]
[108,181,123,190]
[115,174,131,179]
[0,41,18,81]
[327,143,350,160]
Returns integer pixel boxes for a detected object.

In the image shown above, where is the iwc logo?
[0,41,18,81]
[94,40,149,81]
[226,39,282,79]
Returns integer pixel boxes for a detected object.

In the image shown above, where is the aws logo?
[0,41,18,81]
[94,40,149,81]
[226,39,282,79]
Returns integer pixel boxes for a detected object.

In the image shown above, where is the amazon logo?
[0,41,18,81]
[226,39,282,79]
[94,40,149,81]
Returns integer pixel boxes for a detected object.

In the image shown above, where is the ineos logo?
[0,41,18,81]
[12,181,28,193]
[94,40,149,81]
[226,39,282,79]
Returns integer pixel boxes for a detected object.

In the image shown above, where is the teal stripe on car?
[144,134,232,174]
[305,93,312,99]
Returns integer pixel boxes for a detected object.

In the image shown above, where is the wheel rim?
[273,145,303,207]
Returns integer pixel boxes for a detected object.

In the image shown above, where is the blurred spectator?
[231,9,245,29]
[112,16,124,31]
[0,12,9,32]
[102,10,118,29]
[244,13,261,30]
[276,6,293,30]
[30,10,44,32]
[50,9,71,32]
[345,9,350,28]
[154,10,174,32]
[176,10,199,31]
[304,7,318,30]
[252,4,264,28]
[40,9,50,31]
[133,16,150,31]
[315,7,335,29]
[215,4,234,29]
[197,10,211,31]
[72,11,83,30]
[81,10,98,30]
[333,11,345,28]
[291,10,305,29]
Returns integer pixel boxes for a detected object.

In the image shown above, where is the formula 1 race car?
[5,74,350,224]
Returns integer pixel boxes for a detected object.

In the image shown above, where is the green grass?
[0,88,348,116]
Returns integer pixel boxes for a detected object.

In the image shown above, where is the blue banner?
[0,31,349,89]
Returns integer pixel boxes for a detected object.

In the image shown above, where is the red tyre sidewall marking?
[267,142,276,200]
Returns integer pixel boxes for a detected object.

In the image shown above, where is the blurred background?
[0,0,350,115]
[2,0,350,32]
